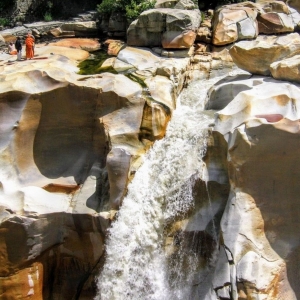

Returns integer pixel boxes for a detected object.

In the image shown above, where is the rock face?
[270,54,300,83]
[8,0,99,23]
[229,33,300,75]
[209,75,300,300]
[2,1,300,299]
[0,43,185,298]
[211,1,300,45]
[127,8,201,48]
[212,5,258,45]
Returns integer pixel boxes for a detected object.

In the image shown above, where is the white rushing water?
[96,71,242,300]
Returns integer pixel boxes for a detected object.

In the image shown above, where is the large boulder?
[202,75,300,299]
[229,33,300,75]
[127,8,201,48]
[0,45,180,298]
[270,54,300,83]
[257,12,294,33]
[60,21,98,37]
[212,5,258,45]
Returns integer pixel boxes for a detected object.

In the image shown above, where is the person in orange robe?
[25,33,35,60]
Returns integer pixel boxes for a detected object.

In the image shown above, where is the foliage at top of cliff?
[97,0,253,21]
[97,0,155,20]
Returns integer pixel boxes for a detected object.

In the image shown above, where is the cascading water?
[96,71,243,300]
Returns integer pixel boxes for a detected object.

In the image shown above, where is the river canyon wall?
[0,0,300,299]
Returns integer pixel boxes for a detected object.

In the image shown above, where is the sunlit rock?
[202,75,300,299]
[35,45,90,61]
[103,39,126,56]
[117,46,161,71]
[257,12,294,33]
[270,54,300,83]
[127,8,201,48]
[60,21,98,36]
[212,5,258,45]
[196,26,212,44]
[229,33,300,75]
[49,38,101,52]
[0,45,180,298]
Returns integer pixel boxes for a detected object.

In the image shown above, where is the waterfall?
[96,71,243,300]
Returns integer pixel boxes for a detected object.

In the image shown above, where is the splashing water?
[96,70,245,300]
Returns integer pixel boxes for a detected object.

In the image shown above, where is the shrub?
[0,18,9,26]
[97,0,155,21]
[44,12,53,21]
[125,0,155,21]
[97,0,123,16]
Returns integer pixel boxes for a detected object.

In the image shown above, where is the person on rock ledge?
[25,31,35,60]
[15,37,22,61]
[8,42,17,55]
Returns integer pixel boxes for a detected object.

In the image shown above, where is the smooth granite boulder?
[202,75,300,299]
[270,54,300,83]
[229,33,300,75]
[127,8,201,48]
[212,5,258,45]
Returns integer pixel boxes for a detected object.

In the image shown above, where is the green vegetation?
[199,0,252,10]
[125,73,147,88]
[97,0,155,21]
[78,50,116,75]
[44,12,53,22]
[44,1,53,21]
[125,0,156,21]
[0,18,9,26]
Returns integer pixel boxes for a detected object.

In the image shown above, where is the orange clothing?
[25,35,35,59]
[9,50,17,55]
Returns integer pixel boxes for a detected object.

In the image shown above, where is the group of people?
[8,31,35,61]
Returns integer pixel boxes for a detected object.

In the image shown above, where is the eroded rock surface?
[201,75,300,299]
[229,33,300,75]
[0,43,185,298]
[127,8,201,49]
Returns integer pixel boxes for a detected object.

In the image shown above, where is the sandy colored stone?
[35,45,90,61]
[229,33,300,75]
[257,12,294,33]
[212,6,258,45]
[0,262,43,299]
[127,8,200,48]
[203,75,300,299]
[49,38,100,52]
[196,26,212,43]
[270,54,300,83]
[162,30,196,48]
[103,39,125,56]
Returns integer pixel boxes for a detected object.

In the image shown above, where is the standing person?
[25,32,35,60]
[15,37,22,61]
